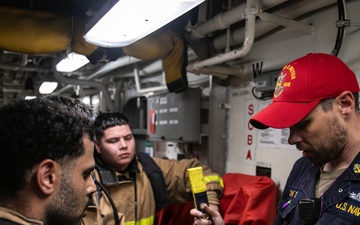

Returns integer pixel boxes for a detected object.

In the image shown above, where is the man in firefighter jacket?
[82,111,224,225]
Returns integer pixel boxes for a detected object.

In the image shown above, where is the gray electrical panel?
[147,88,201,143]
[255,70,281,93]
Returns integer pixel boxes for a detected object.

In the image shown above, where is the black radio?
[298,198,321,225]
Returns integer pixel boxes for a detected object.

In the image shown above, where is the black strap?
[0,218,21,225]
[94,179,121,225]
[136,151,168,209]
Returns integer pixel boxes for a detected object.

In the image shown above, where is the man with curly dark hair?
[0,95,97,225]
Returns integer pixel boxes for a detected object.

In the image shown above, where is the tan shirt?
[315,167,346,198]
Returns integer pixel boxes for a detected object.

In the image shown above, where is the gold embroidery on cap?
[274,72,286,98]
[273,64,296,98]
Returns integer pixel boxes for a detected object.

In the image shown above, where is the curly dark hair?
[0,95,93,200]
[93,111,131,140]
[46,95,93,119]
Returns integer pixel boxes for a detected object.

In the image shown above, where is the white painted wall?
[226,0,360,191]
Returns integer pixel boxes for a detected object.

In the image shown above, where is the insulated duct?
[0,6,189,93]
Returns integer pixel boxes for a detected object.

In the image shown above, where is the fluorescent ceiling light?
[25,96,36,100]
[84,0,204,47]
[56,52,89,72]
[39,82,58,94]
[81,96,91,105]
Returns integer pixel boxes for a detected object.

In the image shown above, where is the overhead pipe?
[87,56,142,80]
[51,59,115,111]
[186,0,287,40]
[187,0,338,75]
[54,56,141,94]
[54,45,204,96]
[112,59,163,79]
[187,0,258,73]
[57,47,202,96]
[133,63,168,94]
[0,63,51,73]
[213,0,335,50]
[108,47,201,79]
[187,66,239,79]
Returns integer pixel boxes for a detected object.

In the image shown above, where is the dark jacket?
[275,152,360,225]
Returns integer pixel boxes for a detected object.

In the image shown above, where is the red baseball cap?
[250,53,360,129]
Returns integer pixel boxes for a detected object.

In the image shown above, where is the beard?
[299,116,347,166]
[44,171,90,225]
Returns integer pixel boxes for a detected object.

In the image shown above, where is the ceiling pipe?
[213,0,335,50]
[0,63,51,73]
[133,63,168,94]
[187,66,239,79]
[87,56,142,80]
[54,56,142,94]
[187,0,336,75]
[55,40,208,95]
[187,0,258,73]
[112,59,163,79]
[55,47,202,94]
[186,0,287,40]
[51,59,115,111]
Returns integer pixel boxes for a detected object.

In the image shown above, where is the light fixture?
[25,96,36,100]
[55,52,89,72]
[39,82,58,94]
[84,0,205,47]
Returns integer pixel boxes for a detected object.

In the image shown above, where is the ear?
[94,140,101,154]
[36,159,59,195]
[336,91,355,115]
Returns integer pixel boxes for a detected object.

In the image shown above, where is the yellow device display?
[188,167,211,220]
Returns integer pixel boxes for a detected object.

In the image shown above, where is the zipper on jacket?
[130,172,138,225]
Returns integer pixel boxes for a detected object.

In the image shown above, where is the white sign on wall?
[257,101,296,149]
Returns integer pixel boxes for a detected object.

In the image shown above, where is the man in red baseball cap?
[250,53,360,225]
[190,53,360,225]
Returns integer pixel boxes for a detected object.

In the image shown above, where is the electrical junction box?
[254,70,281,93]
[147,88,201,143]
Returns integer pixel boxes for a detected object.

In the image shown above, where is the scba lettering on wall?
[245,101,255,163]
[247,134,253,146]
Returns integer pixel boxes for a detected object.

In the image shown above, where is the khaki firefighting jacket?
[82,155,224,225]
[0,207,43,225]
